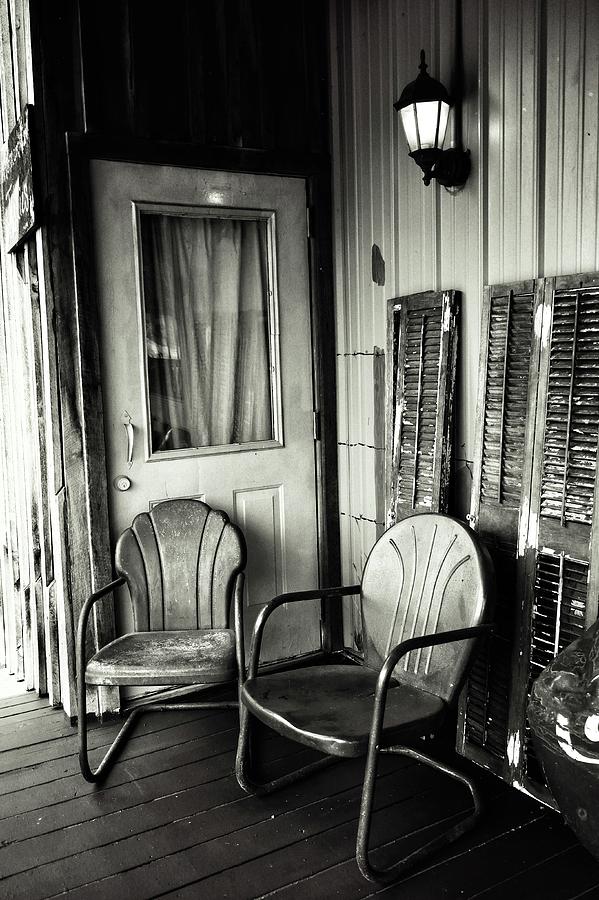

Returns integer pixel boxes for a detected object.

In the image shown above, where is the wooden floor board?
[0,707,219,775]
[0,715,237,817]
[51,763,450,900]
[159,782,481,899]
[0,711,232,796]
[0,697,598,900]
[0,691,42,710]
[369,812,579,898]
[1,755,407,898]
[470,843,599,899]
[259,784,534,900]
[0,701,56,720]
[0,738,318,881]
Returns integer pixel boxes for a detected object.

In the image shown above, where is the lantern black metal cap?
[393,50,452,111]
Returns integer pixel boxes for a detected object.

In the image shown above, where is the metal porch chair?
[235,513,494,884]
[77,498,246,783]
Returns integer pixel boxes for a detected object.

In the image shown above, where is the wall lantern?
[394,50,470,189]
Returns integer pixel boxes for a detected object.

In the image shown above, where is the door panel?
[90,161,320,662]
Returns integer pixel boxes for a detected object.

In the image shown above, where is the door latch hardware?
[122,411,134,468]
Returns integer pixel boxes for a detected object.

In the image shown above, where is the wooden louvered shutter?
[515,273,599,801]
[386,290,459,525]
[459,272,599,808]
[457,280,543,779]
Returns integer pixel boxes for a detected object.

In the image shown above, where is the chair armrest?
[247,584,361,679]
[369,624,494,740]
[76,576,127,680]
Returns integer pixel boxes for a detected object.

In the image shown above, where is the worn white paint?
[506,730,521,769]
[330,0,599,608]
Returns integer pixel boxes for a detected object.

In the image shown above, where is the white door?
[90,160,321,662]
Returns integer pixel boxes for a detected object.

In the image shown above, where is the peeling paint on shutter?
[539,290,599,526]
[460,272,599,808]
[517,274,599,802]
[525,551,588,784]
[386,290,458,526]
[481,292,535,505]
[458,280,542,780]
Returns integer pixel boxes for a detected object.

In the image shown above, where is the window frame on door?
[132,200,285,461]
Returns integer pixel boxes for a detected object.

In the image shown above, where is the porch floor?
[1,689,599,899]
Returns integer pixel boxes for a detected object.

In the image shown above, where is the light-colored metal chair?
[77,498,246,783]
[236,513,494,884]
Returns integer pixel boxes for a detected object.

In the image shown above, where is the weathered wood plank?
[0,0,17,137]
[369,815,577,898]
[0,716,236,819]
[0,732,312,848]
[0,244,31,686]
[373,347,386,540]
[475,843,599,900]
[21,238,52,698]
[267,787,541,900]
[0,705,214,775]
[21,762,422,900]
[0,742,351,886]
[0,698,54,720]
[65,135,115,666]
[0,691,42,710]
[76,0,330,153]
[26,241,53,586]
[0,709,230,798]
[9,0,30,116]
[89,770,465,900]
[1,701,597,900]
[0,261,19,678]
[77,0,134,135]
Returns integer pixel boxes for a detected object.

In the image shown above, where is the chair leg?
[235,701,337,795]
[77,676,145,783]
[356,744,483,884]
[78,684,238,784]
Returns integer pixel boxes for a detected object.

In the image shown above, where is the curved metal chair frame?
[235,514,494,884]
[77,499,246,784]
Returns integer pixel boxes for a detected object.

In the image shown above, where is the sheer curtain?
[141,214,273,451]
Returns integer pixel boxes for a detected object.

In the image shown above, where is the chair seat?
[85,629,237,686]
[241,664,446,758]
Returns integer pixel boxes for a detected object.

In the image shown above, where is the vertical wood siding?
[330,0,599,606]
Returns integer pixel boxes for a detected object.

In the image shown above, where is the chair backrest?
[360,513,494,703]
[115,499,246,631]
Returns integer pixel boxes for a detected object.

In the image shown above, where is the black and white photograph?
[1,1,599,897]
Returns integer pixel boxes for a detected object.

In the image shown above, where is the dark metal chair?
[235,513,494,884]
[77,498,246,783]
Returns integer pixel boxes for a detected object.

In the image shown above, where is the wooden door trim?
[66,133,342,667]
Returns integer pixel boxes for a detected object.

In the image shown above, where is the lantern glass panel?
[436,101,450,148]
[412,100,450,149]
[400,104,419,152]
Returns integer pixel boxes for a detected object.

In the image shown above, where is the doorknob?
[121,411,134,468]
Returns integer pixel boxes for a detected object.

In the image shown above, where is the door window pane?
[139,211,276,453]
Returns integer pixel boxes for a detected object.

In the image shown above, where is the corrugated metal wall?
[330,0,599,643]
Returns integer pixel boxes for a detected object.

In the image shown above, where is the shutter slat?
[481,292,534,505]
[540,290,599,526]
[462,274,599,807]
[387,292,458,524]
[524,551,589,783]
[460,281,540,777]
